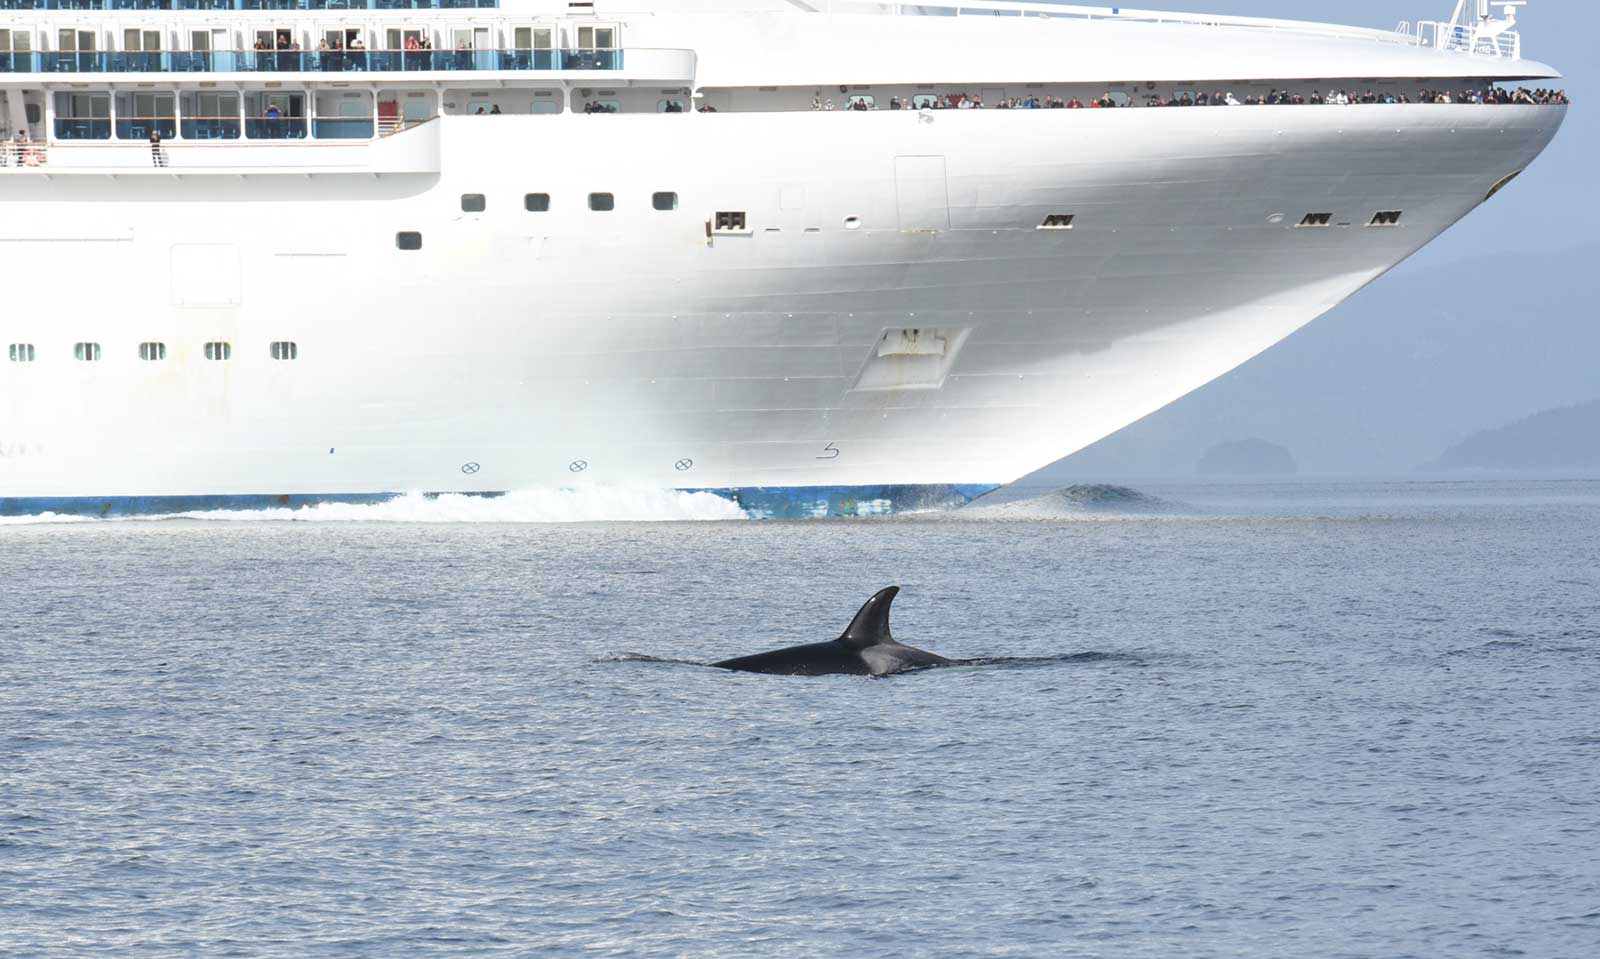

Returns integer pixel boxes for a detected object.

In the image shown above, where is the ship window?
[204,341,231,361]
[589,192,615,212]
[848,95,876,110]
[713,211,749,232]
[396,231,422,250]
[1369,211,1403,227]
[1038,214,1075,231]
[652,192,678,211]
[525,193,551,212]
[7,344,35,363]
[138,342,166,361]
[461,194,486,213]
[74,343,101,362]
[53,93,111,141]
[1296,213,1334,228]
[270,341,298,361]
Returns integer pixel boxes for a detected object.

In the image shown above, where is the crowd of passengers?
[1141,86,1569,106]
[813,86,1568,111]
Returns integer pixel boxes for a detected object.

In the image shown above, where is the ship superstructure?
[0,0,1567,516]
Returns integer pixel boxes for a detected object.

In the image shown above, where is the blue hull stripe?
[0,485,999,520]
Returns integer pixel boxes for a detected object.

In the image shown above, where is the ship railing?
[865,1,1528,59]
[1414,20,1522,59]
[377,113,436,138]
[0,140,49,167]
[0,0,498,11]
[0,48,622,75]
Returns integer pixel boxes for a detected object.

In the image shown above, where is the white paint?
[0,2,1570,501]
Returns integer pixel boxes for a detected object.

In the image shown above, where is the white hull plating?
[0,104,1565,501]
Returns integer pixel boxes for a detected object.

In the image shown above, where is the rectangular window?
[525,193,551,212]
[652,192,678,211]
[7,343,35,363]
[204,341,231,361]
[589,192,615,212]
[74,342,101,362]
[1369,211,1403,227]
[53,92,111,141]
[138,342,166,361]
[461,194,486,213]
[713,211,748,232]
[1296,213,1334,228]
[270,341,298,361]
[1038,214,1075,231]
[396,231,422,250]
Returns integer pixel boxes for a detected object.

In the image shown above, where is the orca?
[710,586,951,677]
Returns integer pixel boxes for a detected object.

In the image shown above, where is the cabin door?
[894,155,950,233]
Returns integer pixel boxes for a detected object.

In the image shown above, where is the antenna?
[1477,0,1490,19]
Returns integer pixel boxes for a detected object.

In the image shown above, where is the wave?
[955,484,1176,520]
[0,488,750,525]
[597,651,1144,672]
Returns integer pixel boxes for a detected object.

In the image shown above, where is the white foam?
[0,488,750,525]
[0,511,97,527]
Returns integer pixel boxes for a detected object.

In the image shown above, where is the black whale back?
[710,586,948,677]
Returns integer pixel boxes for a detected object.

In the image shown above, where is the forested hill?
[1423,401,1600,473]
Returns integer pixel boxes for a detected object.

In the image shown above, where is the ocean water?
[2,480,1598,958]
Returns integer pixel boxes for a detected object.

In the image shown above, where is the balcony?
[0,0,497,10]
[1,48,625,75]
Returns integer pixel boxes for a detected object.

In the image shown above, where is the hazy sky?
[1032,0,1596,479]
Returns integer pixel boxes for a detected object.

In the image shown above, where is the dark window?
[270,341,299,361]
[1296,213,1334,228]
[7,343,36,363]
[652,191,678,211]
[204,341,232,361]
[74,342,101,362]
[713,211,748,232]
[139,342,167,361]
[1369,211,1403,227]
[396,231,422,250]
[589,192,615,212]
[525,193,551,212]
[461,193,486,213]
[1039,214,1075,230]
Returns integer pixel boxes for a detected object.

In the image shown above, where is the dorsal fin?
[839,586,899,648]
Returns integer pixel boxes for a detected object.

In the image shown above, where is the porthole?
[1368,211,1403,227]
[1296,213,1334,228]
[460,194,486,213]
[525,193,551,212]
[270,341,298,361]
[204,341,232,361]
[589,192,615,212]
[843,215,862,230]
[138,342,167,361]
[7,343,36,363]
[712,211,749,233]
[396,231,423,251]
[652,191,678,211]
[74,342,101,362]
[1038,214,1075,231]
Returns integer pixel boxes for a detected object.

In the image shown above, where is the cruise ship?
[0,0,1567,517]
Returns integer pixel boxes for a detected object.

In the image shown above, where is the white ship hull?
[0,3,1568,516]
